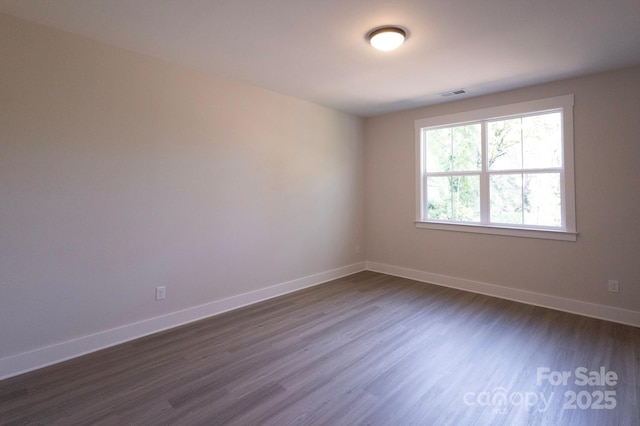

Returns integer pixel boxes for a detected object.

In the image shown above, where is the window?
[415,95,576,241]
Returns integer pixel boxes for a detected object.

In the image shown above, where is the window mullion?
[480,121,489,224]
[521,173,525,225]
[421,129,429,222]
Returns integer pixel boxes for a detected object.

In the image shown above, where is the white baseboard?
[4,260,637,381]
[0,262,366,381]
[366,261,640,328]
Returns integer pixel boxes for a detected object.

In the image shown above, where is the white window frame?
[415,94,577,241]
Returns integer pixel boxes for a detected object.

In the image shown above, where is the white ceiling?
[1,0,639,116]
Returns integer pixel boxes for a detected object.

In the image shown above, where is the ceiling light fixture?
[367,26,406,51]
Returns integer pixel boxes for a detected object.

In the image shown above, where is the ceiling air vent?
[440,89,467,97]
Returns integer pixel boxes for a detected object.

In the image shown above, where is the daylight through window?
[415,95,576,241]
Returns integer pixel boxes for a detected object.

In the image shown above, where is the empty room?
[0,1,639,425]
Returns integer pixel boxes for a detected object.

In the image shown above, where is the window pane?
[427,175,480,222]
[425,128,451,172]
[452,124,481,171]
[488,118,522,170]
[523,112,562,169]
[523,173,561,227]
[426,124,481,172]
[427,176,451,219]
[490,174,523,224]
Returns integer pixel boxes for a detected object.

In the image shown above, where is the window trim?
[415,94,576,241]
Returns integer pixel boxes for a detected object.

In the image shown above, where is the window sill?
[415,221,578,241]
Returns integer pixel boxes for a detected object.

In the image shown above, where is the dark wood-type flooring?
[1,271,639,425]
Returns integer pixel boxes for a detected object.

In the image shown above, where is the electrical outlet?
[607,280,619,294]
[355,245,360,254]
[156,286,166,300]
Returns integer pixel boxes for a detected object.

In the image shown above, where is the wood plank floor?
[1,271,639,425]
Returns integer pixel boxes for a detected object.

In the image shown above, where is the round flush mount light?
[367,26,407,51]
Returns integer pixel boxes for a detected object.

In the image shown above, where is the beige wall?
[365,66,640,311]
[0,14,365,360]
